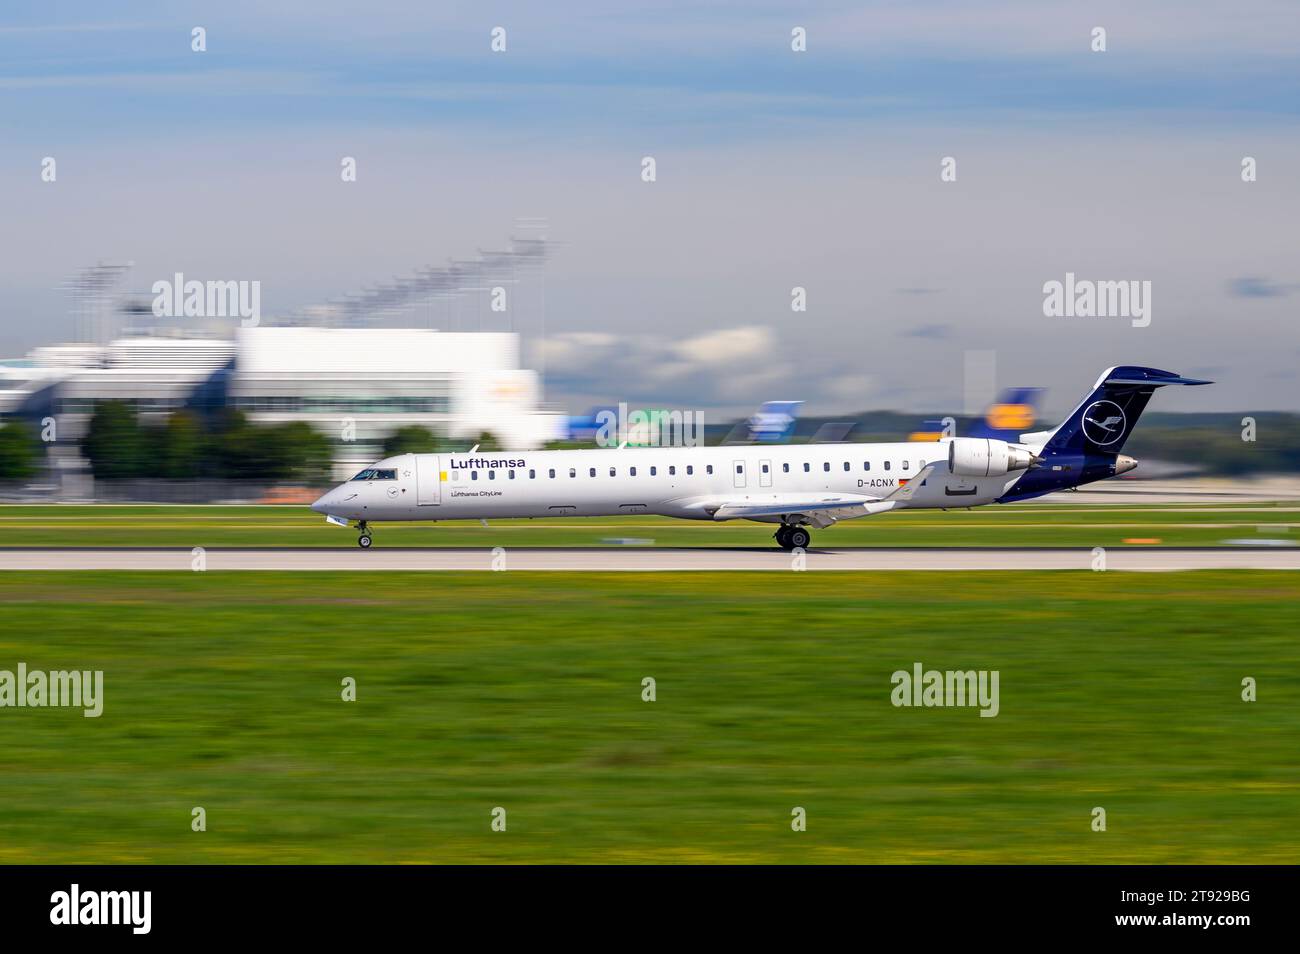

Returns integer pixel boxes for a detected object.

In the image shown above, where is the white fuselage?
[310,441,1026,526]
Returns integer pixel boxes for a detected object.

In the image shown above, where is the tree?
[82,401,148,479]
[474,430,501,452]
[274,420,332,483]
[0,420,39,481]
[159,411,202,479]
[383,425,440,457]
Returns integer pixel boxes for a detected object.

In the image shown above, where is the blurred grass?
[0,570,1296,863]
[0,503,1297,548]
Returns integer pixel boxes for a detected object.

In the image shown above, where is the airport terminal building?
[0,327,566,481]
[229,327,564,468]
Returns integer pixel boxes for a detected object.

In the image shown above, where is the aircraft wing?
[884,461,945,505]
[702,462,948,527]
[709,493,890,527]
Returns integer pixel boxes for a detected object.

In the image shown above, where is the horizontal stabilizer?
[1103,373,1213,387]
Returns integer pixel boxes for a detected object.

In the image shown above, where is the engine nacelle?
[947,438,1037,478]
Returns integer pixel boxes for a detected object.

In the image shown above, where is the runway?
[1,546,1297,571]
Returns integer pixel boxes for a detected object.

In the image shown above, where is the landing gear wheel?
[358,533,373,549]
[775,526,792,550]
[787,527,811,550]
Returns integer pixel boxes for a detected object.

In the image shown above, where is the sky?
[1,1,1297,416]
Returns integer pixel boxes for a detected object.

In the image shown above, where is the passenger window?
[471,471,478,481]
[864,462,870,471]
[762,464,769,473]
[569,468,576,478]
[528,469,535,479]
[736,465,743,474]
[508,470,515,479]
[823,462,830,472]
[489,471,496,480]
[885,461,891,471]
[782,463,789,473]
[669,466,676,476]
[650,466,657,476]
[843,462,850,471]
[686,465,693,475]
[903,460,910,471]
[548,469,555,478]
[609,467,616,477]
[706,465,713,475]
[589,468,596,477]
[803,463,810,472]
[630,466,637,477]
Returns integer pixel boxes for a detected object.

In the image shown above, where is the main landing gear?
[357,521,373,549]
[775,525,811,551]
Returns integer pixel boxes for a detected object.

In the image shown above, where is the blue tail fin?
[746,400,803,442]
[1043,366,1212,455]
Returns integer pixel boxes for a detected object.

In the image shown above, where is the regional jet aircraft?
[311,366,1209,549]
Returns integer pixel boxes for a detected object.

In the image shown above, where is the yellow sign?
[986,403,1035,430]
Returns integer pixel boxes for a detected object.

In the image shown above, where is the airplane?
[311,365,1210,550]
[908,386,1046,442]
[721,400,804,444]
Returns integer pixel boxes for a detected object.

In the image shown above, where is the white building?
[231,328,565,469]
[1,337,236,431]
[1,328,565,475]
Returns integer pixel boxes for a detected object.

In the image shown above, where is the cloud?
[671,326,771,365]
[536,324,866,410]
[901,323,951,339]
[1227,276,1296,298]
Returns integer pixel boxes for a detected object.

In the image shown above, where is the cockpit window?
[351,468,397,481]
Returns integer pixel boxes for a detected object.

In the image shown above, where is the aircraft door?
[758,459,772,488]
[732,459,747,489]
[416,454,442,505]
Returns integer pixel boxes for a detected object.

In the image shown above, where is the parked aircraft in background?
[908,387,1046,442]
[720,400,803,444]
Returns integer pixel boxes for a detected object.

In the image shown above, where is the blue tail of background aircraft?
[743,401,803,442]
[910,387,1045,442]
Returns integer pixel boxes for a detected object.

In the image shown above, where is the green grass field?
[0,571,1296,863]
[1,502,1297,548]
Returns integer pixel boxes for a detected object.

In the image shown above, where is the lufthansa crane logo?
[1082,400,1127,446]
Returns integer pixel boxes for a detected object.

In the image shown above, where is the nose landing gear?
[357,521,373,549]
[774,525,811,550]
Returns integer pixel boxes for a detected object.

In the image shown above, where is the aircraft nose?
[310,489,336,514]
